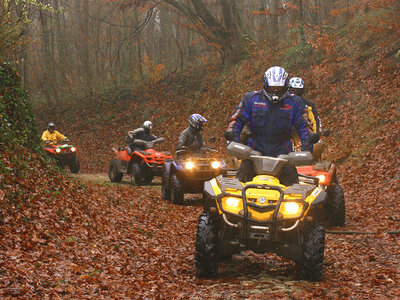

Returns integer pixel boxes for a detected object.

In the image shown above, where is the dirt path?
[63,172,399,299]
[70,173,161,189]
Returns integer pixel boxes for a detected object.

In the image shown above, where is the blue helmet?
[189,114,207,130]
[263,66,289,104]
[288,77,305,95]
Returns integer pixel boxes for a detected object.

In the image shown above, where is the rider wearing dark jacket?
[176,114,207,153]
[126,121,156,154]
[226,66,311,185]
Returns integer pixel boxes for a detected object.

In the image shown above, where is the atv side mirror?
[309,133,320,144]
[210,137,216,143]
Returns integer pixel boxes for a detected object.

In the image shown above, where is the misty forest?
[1,0,399,298]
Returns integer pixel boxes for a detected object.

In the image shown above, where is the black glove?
[308,133,320,144]
[224,130,236,142]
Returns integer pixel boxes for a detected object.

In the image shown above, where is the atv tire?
[161,171,170,200]
[327,184,345,227]
[131,162,144,186]
[195,213,218,278]
[143,174,154,185]
[170,174,184,204]
[298,222,325,281]
[69,157,80,173]
[109,160,123,183]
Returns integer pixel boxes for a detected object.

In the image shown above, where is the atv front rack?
[215,183,309,241]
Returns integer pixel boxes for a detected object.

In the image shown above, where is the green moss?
[283,42,313,69]
[0,62,41,150]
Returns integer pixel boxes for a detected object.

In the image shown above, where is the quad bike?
[293,133,345,227]
[108,137,172,185]
[44,140,80,173]
[196,142,327,281]
[296,162,345,226]
[162,147,226,205]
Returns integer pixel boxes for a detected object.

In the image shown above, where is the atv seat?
[284,183,316,200]
[216,175,243,192]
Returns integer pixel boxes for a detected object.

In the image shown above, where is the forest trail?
[62,171,399,298]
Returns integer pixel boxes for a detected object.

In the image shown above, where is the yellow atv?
[195,142,327,281]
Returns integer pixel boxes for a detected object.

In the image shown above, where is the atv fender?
[204,181,216,198]
[310,187,327,207]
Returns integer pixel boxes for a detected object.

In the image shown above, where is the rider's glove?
[224,130,238,142]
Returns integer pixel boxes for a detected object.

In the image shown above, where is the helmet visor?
[266,85,287,97]
[290,88,303,95]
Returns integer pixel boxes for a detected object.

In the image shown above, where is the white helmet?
[143,120,153,131]
[263,66,289,104]
[289,77,304,89]
[288,77,305,96]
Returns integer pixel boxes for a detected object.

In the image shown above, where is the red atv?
[44,141,80,173]
[108,137,172,185]
[296,161,345,226]
[294,133,345,226]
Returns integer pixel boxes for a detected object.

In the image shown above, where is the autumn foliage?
[1,5,399,299]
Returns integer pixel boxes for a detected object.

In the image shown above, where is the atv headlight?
[70,147,76,152]
[282,202,300,215]
[316,175,326,184]
[56,148,61,153]
[211,161,221,169]
[226,197,240,208]
[185,161,194,170]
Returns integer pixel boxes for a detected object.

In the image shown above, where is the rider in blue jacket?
[226,66,312,184]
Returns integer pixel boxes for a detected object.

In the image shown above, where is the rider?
[288,77,322,134]
[126,120,157,154]
[226,66,312,185]
[176,114,207,153]
[289,77,324,160]
[41,122,67,145]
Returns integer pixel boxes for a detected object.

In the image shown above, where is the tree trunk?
[270,0,279,43]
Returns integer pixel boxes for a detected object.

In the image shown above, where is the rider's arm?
[293,102,312,152]
[177,130,188,150]
[199,134,206,149]
[55,131,66,142]
[41,131,49,141]
[310,103,322,133]
[227,92,254,142]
